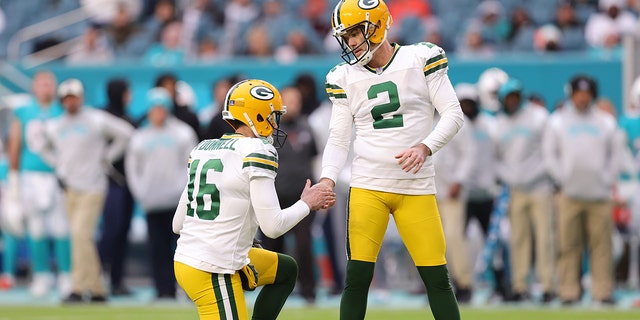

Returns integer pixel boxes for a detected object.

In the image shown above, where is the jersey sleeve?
[416,42,464,154]
[325,64,348,102]
[250,177,310,238]
[242,140,279,180]
[419,42,449,78]
[321,65,352,183]
[12,104,27,125]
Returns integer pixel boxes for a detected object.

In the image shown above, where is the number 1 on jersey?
[186,158,224,220]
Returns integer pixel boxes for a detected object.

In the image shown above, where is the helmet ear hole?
[222,79,285,141]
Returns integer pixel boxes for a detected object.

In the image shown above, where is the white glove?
[1,171,25,237]
[7,171,19,201]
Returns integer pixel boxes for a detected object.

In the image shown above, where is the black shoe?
[561,299,577,306]
[89,295,107,303]
[63,292,84,304]
[598,297,616,305]
[506,292,527,302]
[455,288,472,303]
[111,286,131,296]
[157,293,176,300]
[542,292,555,303]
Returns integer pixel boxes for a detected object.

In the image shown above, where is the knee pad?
[275,254,298,285]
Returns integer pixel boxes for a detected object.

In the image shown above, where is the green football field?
[1,306,639,320]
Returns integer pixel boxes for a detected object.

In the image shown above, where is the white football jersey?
[174,133,279,274]
[323,42,462,195]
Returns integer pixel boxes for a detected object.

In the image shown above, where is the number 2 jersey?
[322,42,464,195]
[174,134,309,274]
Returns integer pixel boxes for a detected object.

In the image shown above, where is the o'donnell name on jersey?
[196,138,238,151]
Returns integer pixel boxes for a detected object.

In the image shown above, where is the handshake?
[300,178,337,211]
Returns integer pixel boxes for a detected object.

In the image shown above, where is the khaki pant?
[439,197,472,288]
[508,190,555,293]
[556,194,613,301]
[66,189,107,295]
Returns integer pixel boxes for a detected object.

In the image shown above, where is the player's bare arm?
[395,143,432,174]
[301,179,336,210]
[7,119,22,171]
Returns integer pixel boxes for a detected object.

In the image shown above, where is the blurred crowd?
[1,0,640,64]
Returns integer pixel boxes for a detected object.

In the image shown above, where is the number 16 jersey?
[174,134,279,274]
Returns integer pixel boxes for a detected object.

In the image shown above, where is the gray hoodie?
[465,112,500,200]
[542,102,618,200]
[495,103,552,193]
[43,107,133,193]
[125,117,198,212]
[433,115,475,200]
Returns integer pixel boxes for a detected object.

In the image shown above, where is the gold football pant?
[347,187,447,266]
[174,248,279,320]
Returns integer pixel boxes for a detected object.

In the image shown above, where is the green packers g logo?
[250,86,275,100]
[358,0,379,9]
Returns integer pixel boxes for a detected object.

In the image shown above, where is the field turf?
[1,306,639,320]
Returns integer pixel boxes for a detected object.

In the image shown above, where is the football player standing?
[4,71,72,297]
[316,0,464,319]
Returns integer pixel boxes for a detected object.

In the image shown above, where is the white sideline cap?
[58,78,84,98]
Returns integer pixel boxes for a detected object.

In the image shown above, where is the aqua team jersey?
[14,98,64,172]
[0,157,7,181]
[619,115,640,157]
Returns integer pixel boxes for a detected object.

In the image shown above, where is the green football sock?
[251,254,298,320]
[340,260,375,320]
[418,265,461,320]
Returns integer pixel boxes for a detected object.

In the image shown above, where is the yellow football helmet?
[331,0,393,66]
[222,79,287,147]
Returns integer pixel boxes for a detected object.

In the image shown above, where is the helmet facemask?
[266,109,288,149]
[239,107,288,149]
[334,21,381,66]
